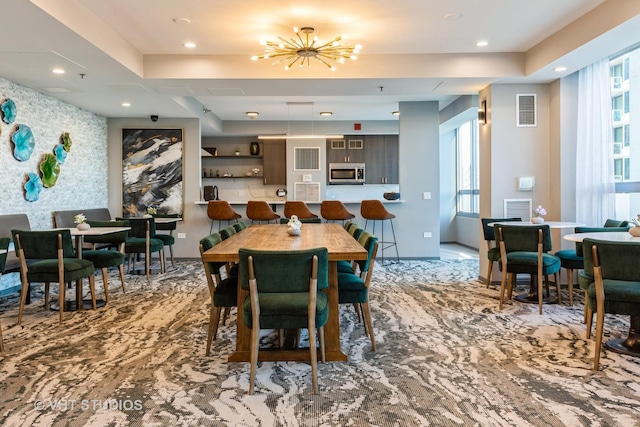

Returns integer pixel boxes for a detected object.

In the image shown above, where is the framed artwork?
[122,128,183,217]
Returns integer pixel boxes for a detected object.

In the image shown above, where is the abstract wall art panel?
[11,123,35,161]
[24,172,43,202]
[40,153,60,187]
[1,98,16,124]
[122,128,183,217]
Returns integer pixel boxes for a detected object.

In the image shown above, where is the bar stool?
[360,199,399,264]
[284,201,319,220]
[246,201,280,223]
[320,201,355,224]
[207,200,242,233]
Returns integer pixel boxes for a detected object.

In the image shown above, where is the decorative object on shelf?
[252,168,260,176]
[61,132,72,151]
[287,215,302,236]
[54,144,67,165]
[11,124,35,161]
[250,141,260,156]
[235,147,241,156]
[1,98,17,124]
[383,192,400,200]
[39,153,60,188]
[122,128,183,217]
[251,26,362,71]
[74,213,90,230]
[531,205,546,224]
[24,172,42,202]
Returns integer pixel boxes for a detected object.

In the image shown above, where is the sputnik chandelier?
[251,26,362,71]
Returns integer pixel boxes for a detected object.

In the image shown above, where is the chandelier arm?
[278,36,303,50]
[313,56,335,69]
[286,56,303,69]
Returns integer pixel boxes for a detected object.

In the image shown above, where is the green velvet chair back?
[481,217,521,242]
[239,247,329,293]
[602,218,630,228]
[0,237,10,273]
[496,224,552,253]
[11,229,75,259]
[355,231,378,273]
[117,217,156,239]
[574,226,630,256]
[344,220,355,231]
[233,221,248,232]
[85,219,130,245]
[219,225,237,240]
[199,233,228,273]
[589,239,640,282]
[347,223,363,240]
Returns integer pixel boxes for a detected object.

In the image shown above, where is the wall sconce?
[478,100,487,125]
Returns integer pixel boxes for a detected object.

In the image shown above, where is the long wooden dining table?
[202,223,368,363]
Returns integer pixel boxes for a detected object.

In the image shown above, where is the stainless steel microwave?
[329,163,365,185]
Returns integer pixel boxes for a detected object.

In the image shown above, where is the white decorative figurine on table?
[287,215,302,236]
[531,205,546,224]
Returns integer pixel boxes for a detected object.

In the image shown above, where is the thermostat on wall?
[517,176,535,191]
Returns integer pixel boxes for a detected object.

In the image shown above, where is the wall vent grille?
[504,198,532,221]
[516,94,537,127]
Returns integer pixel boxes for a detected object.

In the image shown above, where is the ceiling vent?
[516,94,536,127]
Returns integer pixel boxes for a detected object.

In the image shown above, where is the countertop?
[194,199,404,205]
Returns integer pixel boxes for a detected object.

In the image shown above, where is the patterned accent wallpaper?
[0,78,108,230]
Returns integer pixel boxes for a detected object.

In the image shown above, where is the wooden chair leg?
[593,308,605,371]
[585,305,593,339]
[118,265,126,293]
[59,281,65,326]
[318,327,326,362]
[89,276,97,310]
[538,273,544,315]
[206,305,222,356]
[101,267,110,303]
[308,325,318,394]
[249,326,260,395]
[507,274,515,300]
[362,301,376,351]
[486,260,494,288]
[567,269,574,306]
[169,245,175,268]
[499,271,508,310]
[353,303,362,323]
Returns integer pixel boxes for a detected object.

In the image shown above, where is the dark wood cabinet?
[326,137,365,163]
[364,135,398,184]
[262,139,287,185]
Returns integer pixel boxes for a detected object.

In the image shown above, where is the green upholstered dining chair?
[199,233,238,356]
[233,221,248,232]
[337,226,364,275]
[496,224,561,314]
[481,217,522,288]
[555,225,631,308]
[152,213,180,268]
[238,247,329,395]
[81,220,129,303]
[337,231,379,351]
[11,229,97,325]
[0,237,10,352]
[117,217,165,280]
[585,238,640,371]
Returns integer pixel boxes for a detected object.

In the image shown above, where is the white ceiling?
[0,0,638,136]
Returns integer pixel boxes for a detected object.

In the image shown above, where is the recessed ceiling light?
[476,41,488,47]
[121,102,131,107]
[52,68,65,74]
[246,112,259,119]
[444,13,462,21]
[184,42,196,48]
[554,66,567,72]
[392,111,399,116]
[320,112,332,116]
[173,17,191,24]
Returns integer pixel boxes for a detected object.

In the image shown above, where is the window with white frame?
[456,119,480,216]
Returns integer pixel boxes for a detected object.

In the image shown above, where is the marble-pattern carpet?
[0,259,639,427]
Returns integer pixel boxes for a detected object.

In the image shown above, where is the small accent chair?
[118,217,165,280]
[81,220,129,303]
[555,224,631,307]
[284,201,319,220]
[199,233,238,356]
[586,238,640,371]
[320,201,355,224]
[246,201,280,224]
[0,237,10,351]
[12,229,97,325]
[481,217,522,288]
[207,201,241,234]
[152,213,180,267]
[360,199,398,264]
[238,247,329,394]
[496,224,561,314]
[338,231,379,351]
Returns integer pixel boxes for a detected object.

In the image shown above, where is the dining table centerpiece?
[74,213,90,230]
[531,205,546,224]
[287,215,302,236]
[144,206,157,218]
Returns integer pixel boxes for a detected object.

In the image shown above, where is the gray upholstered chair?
[481,217,521,288]
[238,247,329,394]
[496,224,561,314]
[337,231,379,351]
[81,220,129,302]
[199,233,238,356]
[12,229,97,325]
[585,238,640,371]
[0,237,10,351]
